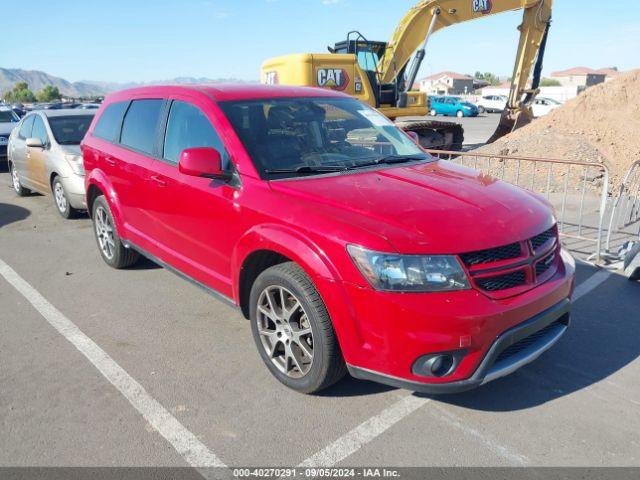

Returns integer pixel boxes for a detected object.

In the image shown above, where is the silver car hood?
[0,122,17,136]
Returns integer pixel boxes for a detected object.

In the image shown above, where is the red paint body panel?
[82,84,575,389]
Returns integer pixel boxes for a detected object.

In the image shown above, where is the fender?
[231,224,368,348]
[86,169,126,236]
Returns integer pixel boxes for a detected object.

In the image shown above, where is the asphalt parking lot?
[1,170,639,470]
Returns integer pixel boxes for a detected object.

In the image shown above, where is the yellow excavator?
[261,0,553,149]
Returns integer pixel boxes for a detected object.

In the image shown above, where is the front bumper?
[59,174,87,210]
[323,249,575,393]
[348,298,570,394]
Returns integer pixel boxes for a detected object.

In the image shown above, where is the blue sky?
[2,0,639,83]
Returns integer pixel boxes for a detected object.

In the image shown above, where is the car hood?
[59,144,82,156]
[269,160,554,254]
[0,122,17,136]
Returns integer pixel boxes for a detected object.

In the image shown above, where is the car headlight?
[65,154,85,176]
[347,245,470,292]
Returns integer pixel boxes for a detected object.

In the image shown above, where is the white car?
[476,95,507,114]
[531,97,561,118]
[0,106,21,161]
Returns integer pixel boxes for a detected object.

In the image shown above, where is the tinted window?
[49,115,94,145]
[31,116,49,145]
[94,101,129,142]
[0,110,19,123]
[120,99,164,155]
[18,115,35,139]
[163,101,227,165]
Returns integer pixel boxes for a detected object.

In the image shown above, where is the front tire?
[456,110,464,118]
[477,106,486,114]
[52,176,78,219]
[429,109,437,117]
[249,262,346,393]
[91,195,139,269]
[10,162,30,196]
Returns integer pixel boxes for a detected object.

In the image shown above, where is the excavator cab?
[329,33,407,108]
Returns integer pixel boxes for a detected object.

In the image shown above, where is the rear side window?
[163,101,228,165]
[120,99,164,155]
[18,115,35,139]
[94,101,129,142]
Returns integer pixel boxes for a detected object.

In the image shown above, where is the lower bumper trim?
[348,298,571,395]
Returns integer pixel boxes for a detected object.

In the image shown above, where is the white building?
[418,72,474,95]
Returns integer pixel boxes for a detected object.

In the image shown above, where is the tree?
[36,85,62,102]
[474,71,501,86]
[539,78,561,87]
[4,82,36,103]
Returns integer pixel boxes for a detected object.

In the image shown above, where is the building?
[550,67,607,88]
[418,72,474,95]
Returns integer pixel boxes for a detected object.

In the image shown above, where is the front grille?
[475,270,526,292]
[495,320,565,364]
[460,242,522,266]
[531,226,556,251]
[535,251,556,277]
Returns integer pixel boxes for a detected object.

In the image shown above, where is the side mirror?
[26,137,44,149]
[178,147,231,181]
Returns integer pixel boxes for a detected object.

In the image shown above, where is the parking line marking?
[572,268,611,301]
[299,267,614,467]
[0,257,226,468]
[428,404,528,465]
[299,395,429,467]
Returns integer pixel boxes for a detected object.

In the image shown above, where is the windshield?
[0,110,19,123]
[48,115,94,145]
[219,97,430,179]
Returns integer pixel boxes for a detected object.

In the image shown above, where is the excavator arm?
[379,0,553,142]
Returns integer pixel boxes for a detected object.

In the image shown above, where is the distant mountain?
[0,67,254,99]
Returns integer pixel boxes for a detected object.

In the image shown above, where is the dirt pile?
[475,69,640,191]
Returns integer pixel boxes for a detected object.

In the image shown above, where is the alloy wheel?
[256,285,314,378]
[95,206,115,260]
[11,165,21,193]
[54,182,68,213]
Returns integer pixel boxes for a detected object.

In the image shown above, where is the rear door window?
[94,101,129,143]
[163,101,228,165]
[18,115,35,140]
[120,99,165,155]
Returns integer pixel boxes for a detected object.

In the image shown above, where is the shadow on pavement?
[427,271,640,411]
[0,202,30,228]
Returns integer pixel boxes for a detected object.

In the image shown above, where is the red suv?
[81,85,575,394]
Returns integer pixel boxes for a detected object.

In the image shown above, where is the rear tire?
[91,195,139,269]
[456,110,464,118]
[249,262,346,394]
[52,176,78,219]
[10,162,30,196]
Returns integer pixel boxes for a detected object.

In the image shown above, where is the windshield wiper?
[351,154,427,169]
[265,165,348,175]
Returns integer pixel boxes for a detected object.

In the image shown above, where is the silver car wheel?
[11,164,21,193]
[95,206,115,260]
[54,181,68,213]
[256,285,314,378]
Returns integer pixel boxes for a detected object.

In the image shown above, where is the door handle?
[151,175,167,187]
[104,157,117,166]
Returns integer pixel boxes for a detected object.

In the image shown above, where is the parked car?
[0,106,21,161]
[76,103,101,110]
[476,94,508,114]
[429,96,478,117]
[7,110,95,218]
[82,85,574,394]
[532,97,561,118]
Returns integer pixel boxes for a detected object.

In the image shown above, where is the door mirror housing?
[178,148,231,181]
[26,137,44,149]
